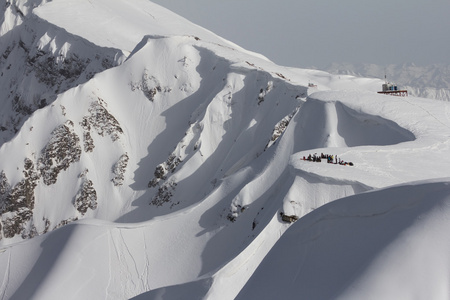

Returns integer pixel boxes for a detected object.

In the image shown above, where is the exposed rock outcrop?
[81,97,123,142]
[0,158,39,239]
[74,178,97,215]
[38,122,82,185]
[112,153,129,186]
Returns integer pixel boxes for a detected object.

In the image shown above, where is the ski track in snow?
[397,96,450,131]
[0,250,11,300]
[106,231,113,300]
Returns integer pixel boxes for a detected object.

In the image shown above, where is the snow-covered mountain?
[323,62,450,101]
[0,0,125,145]
[1,1,450,299]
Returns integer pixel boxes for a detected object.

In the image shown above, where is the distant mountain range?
[322,62,450,101]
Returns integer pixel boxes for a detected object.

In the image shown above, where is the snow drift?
[237,179,450,300]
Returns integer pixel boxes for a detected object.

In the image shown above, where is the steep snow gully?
[2,0,450,299]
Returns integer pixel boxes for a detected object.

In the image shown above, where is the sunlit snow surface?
[1,1,450,299]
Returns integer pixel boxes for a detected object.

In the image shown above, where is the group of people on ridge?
[302,153,354,166]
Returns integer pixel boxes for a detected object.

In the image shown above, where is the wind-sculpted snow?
[32,0,265,58]
[0,34,305,243]
[1,1,450,299]
[294,96,415,150]
[2,33,450,299]
[237,179,450,300]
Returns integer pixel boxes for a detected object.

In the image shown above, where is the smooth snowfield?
[1,0,450,299]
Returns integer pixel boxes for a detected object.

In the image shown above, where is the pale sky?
[151,0,450,69]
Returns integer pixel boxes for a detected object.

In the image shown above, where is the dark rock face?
[38,122,82,186]
[0,158,39,239]
[81,97,123,142]
[112,153,129,186]
[74,179,97,215]
[83,131,95,153]
[0,119,85,239]
[265,108,299,149]
[151,181,177,207]
[148,153,182,207]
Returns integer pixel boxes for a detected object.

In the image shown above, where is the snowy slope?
[32,0,266,58]
[0,0,265,145]
[0,0,125,145]
[1,1,450,299]
[237,179,450,300]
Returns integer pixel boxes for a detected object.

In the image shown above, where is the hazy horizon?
[151,0,450,69]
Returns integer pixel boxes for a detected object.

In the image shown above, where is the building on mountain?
[378,75,408,96]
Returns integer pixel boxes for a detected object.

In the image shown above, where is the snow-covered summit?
[1,1,450,299]
[33,0,267,58]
